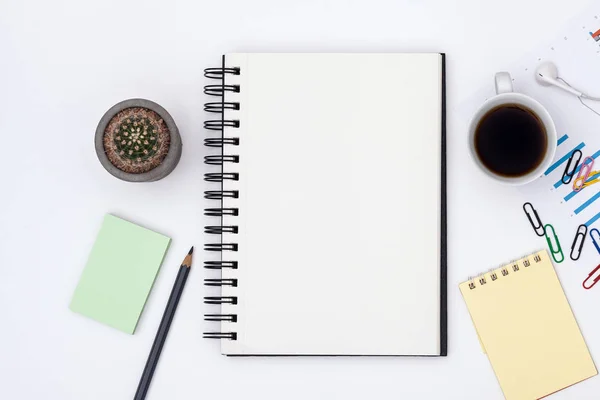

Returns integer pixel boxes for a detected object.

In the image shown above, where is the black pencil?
[134,246,193,400]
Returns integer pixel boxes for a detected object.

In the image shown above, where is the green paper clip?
[544,224,564,263]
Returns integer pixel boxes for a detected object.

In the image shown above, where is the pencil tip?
[188,246,194,255]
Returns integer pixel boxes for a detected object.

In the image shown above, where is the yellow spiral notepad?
[460,250,596,400]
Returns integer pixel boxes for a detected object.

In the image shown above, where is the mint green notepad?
[70,214,171,334]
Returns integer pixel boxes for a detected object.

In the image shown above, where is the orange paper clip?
[581,171,600,188]
[583,264,600,289]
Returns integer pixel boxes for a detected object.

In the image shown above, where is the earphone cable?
[558,77,600,117]
[582,94,600,101]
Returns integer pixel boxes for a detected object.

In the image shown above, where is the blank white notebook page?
[219,53,443,355]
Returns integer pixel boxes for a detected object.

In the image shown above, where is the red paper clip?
[583,264,600,289]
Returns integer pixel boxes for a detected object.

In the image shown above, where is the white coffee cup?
[468,72,557,185]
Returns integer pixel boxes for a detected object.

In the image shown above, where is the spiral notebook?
[460,250,596,400]
[203,53,446,356]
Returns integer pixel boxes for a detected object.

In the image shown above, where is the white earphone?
[535,61,600,101]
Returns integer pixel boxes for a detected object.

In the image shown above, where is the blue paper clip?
[544,224,564,263]
[590,228,600,255]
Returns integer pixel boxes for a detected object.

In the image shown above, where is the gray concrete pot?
[95,99,182,182]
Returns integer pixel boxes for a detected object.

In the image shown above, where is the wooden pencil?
[134,246,193,400]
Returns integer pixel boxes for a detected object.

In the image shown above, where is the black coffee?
[474,104,547,177]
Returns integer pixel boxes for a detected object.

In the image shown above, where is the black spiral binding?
[203,59,240,341]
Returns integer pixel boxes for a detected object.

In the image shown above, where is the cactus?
[103,107,171,174]
[114,116,160,162]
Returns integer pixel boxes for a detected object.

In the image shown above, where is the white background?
[1,0,599,399]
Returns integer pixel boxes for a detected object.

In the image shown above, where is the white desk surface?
[1,0,598,399]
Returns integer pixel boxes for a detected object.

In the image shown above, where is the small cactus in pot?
[95,99,181,182]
